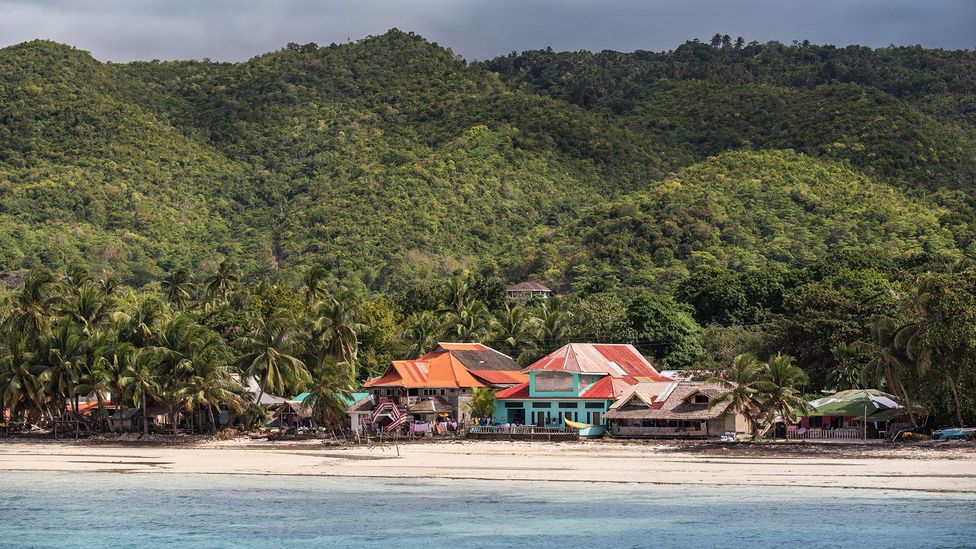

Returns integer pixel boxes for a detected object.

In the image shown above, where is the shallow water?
[1,472,974,548]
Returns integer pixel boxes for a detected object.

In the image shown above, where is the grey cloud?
[0,0,972,62]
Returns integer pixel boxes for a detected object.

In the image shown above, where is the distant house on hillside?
[506,281,552,300]
[492,343,670,427]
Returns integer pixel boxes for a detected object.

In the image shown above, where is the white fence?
[787,427,861,440]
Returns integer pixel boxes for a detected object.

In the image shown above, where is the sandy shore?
[1,439,974,494]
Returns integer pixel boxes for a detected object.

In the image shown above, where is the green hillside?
[0,30,974,290]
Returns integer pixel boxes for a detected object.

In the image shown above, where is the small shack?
[506,281,552,300]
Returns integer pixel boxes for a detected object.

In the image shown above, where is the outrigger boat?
[564,418,606,438]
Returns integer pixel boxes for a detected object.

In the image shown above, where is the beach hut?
[791,389,910,440]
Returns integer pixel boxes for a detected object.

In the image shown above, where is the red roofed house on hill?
[492,343,670,428]
[355,343,526,433]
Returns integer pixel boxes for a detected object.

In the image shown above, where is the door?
[591,412,601,425]
[536,411,545,427]
[508,409,525,425]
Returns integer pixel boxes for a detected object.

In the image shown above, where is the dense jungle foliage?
[1,30,975,427]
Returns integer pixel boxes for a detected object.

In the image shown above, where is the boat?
[564,418,607,438]
[933,427,976,440]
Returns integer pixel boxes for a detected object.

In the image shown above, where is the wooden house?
[604,381,754,438]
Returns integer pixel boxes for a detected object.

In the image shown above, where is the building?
[506,281,552,300]
[492,343,671,427]
[604,381,754,439]
[355,343,526,432]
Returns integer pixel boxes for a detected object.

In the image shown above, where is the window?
[534,372,574,392]
[584,402,603,409]
[534,402,552,408]
[408,389,418,396]
[558,402,576,409]
[441,389,446,395]
[693,394,709,404]
[504,402,524,408]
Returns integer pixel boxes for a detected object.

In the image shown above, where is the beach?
[1,439,973,494]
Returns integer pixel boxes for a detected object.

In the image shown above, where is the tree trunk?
[142,398,148,435]
[208,406,216,434]
[949,379,965,428]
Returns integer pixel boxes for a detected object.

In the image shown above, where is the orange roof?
[364,353,487,389]
[524,343,669,380]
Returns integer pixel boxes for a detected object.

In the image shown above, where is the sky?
[0,0,973,62]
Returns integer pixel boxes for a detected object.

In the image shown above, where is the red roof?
[494,377,639,400]
[523,343,669,380]
[579,376,639,399]
[495,382,530,399]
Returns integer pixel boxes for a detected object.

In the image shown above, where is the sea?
[1,472,974,548]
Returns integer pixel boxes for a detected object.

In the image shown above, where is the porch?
[610,424,707,438]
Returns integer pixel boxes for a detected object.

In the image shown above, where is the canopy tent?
[808,389,905,419]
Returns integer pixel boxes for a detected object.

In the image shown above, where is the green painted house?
[493,343,670,427]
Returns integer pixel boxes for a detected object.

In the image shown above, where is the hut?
[506,281,552,301]
[604,381,754,439]
[790,389,911,440]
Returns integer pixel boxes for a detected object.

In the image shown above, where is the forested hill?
[1,30,975,290]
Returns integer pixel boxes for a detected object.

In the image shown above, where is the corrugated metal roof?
[495,382,530,399]
[523,343,669,380]
[363,354,486,389]
[507,281,552,292]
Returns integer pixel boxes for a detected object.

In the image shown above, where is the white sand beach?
[0,439,973,494]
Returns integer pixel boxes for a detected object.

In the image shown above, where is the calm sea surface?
[1,472,974,548]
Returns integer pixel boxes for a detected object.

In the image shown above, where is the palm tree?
[115,296,166,347]
[707,353,764,436]
[179,370,245,434]
[0,333,46,421]
[236,311,309,404]
[443,298,492,342]
[311,290,363,368]
[532,296,570,352]
[300,356,354,428]
[828,343,863,390]
[464,387,496,420]
[62,285,112,337]
[302,266,330,306]
[63,264,93,295]
[36,319,88,417]
[162,268,194,310]
[494,304,532,359]
[4,269,61,342]
[858,317,916,425]
[756,354,809,437]
[205,259,239,304]
[119,348,161,435]
[402,311,440,358]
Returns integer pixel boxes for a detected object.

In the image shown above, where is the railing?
[611,425,706,437]
[787,427,861,440]
[469,425,571,435]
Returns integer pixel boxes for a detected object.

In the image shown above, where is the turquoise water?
[1,472,974,548]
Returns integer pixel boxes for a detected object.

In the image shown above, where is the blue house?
[493,343,670,427]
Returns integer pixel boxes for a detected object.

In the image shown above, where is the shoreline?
[1,438,974,494]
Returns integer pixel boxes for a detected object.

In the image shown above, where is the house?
[492,343,671,428]
[604,381,754,439]
[356,343,526,432]
[506,281,552,300]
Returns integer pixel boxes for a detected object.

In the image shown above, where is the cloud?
[0,0,972,62]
